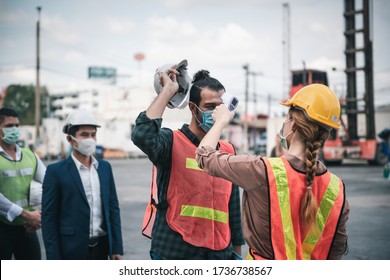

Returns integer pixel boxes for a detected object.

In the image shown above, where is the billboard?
[88,66,116,85]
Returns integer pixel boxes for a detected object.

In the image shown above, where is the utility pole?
[282,3,291,100]
[267,93,271,116]
[249,71,264,152]
[302,60,307,86]
[35,7,41,146]
[242,64,250,154]
[250,71,263,117]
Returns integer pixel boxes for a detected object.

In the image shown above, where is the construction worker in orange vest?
[132,64,244,260]
[196,84,350,260]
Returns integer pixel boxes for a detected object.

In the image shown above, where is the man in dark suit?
[42,109,123,260]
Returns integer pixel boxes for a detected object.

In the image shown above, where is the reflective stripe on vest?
[268,157,296,259]
[165,130,234,250]
[302,173,340,259]
[1,168,34,177]
[185,158,203,171]
[180,205,229,224]
[264,157,344,260]
[0,148,37,225]
[142,166,158,239]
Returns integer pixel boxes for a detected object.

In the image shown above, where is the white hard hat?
[63,109,100,134]
[29,180,42,210]
[153,59,191,109]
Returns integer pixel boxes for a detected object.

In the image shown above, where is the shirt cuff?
[7,204,23,222]
[195,145,216,157]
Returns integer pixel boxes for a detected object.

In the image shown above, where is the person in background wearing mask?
[42,109,123,260]
[131,68,244,260]
[0,107,46,260]
[196,84,350,260]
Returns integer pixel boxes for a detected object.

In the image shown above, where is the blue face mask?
[194,104,214,133]
[279,119,293,150]
[2,127,20,144]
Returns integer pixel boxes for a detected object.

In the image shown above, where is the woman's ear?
[291,119,297,132]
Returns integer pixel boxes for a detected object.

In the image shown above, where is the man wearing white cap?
[42,109,123,260]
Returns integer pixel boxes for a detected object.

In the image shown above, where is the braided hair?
[290,107,330,227]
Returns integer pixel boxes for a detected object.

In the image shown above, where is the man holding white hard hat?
[0,107,46,260]
[132,60,244,260]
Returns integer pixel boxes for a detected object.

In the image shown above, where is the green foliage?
[3,84,49,125]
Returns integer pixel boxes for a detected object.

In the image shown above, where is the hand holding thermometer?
[221,93,239,111]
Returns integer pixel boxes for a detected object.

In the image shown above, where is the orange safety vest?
[142,130,234,250]
[247,157,345,260]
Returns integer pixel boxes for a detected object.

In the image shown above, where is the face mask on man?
[279,119,293,150]
[1,127,20,144]
[70,135,96,156]
[193,104,214,133]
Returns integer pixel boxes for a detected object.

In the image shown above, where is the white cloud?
[105,17,136,35]
[0,10,28,22]
[1,65,35,86]
[148,17,196,40]
[42,15,81,45]
[306,57,343,72]
[2,39,16,48]
[309,22,327,33]
[143,16,278,101]
[158,0,185,8]
[146,17,261,65]
[158,0,272,9]
[64,51,85,62]
[0,0,387,108]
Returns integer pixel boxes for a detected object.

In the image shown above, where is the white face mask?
[71,136,96,156]
[279,119,293,150]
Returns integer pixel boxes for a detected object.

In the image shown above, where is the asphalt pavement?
[37,157,390,260]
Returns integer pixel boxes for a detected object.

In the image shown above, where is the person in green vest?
[196,84,350,260]
[0,107,46,260]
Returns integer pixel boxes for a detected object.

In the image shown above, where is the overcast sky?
[1,0,389,115]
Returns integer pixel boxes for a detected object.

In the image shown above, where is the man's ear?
[66,135,72,144]
[188,102,196,115]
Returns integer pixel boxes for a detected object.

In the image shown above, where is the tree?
[3,84,49,125]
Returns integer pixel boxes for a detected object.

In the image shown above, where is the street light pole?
[35,6,41,147]
[249,70,263,153]
[249,71,264,117]
[242,64,249,154]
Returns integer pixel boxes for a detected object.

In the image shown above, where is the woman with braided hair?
[196,83,349,260]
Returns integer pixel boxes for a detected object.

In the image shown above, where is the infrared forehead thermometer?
[221,93,239,111]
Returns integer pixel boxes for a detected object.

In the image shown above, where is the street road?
[38,157,390,260]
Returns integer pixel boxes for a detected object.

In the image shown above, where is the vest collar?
[179,124,220,150]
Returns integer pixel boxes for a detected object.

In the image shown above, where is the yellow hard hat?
[281,83,340,129]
